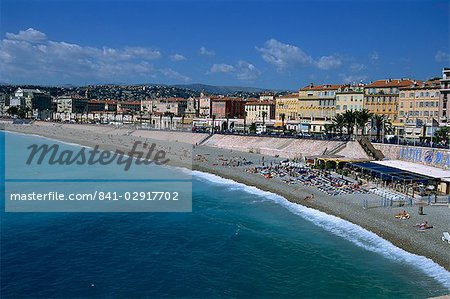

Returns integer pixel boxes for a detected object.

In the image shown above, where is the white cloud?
[199,46,215,57]
[316,55,342,70]
[170,53,186,61]
[256,39,314,71]
[369,51,379,62]
[0,28,164,83]
[350,63,366,72]
[209,61,260,81]
[257,39,342,72]
[236,60,260,81]
[5,28,47,42]
[160,68,191,82]
[341,74,368,84]
[210,63,235,73]
[435,50,450,63]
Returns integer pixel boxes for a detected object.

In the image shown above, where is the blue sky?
[0,0,449,89]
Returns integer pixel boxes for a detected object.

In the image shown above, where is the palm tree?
[280,113,286,132]
[261,111,267,126]
[211,114,216,134]
[355,109,373,136]
[324,123,335,136]
[169,112,174,129]
[373,114,392,141]
[342,110,356,137]
[332,114,345,136]
[433,126,449,145]
[243,111,248,134]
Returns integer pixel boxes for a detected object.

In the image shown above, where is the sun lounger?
[442,232,450,244]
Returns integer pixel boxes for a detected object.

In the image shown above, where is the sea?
[1,131,450,298]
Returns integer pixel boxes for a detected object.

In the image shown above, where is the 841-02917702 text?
[98,191,179,201]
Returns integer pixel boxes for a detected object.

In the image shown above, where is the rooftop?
[365,79,415,88]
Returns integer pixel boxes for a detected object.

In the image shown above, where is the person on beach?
[415,221,433,231]
[395,210,410,220]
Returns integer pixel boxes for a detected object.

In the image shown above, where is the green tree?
[211,114,216,134]
[342,110,356,137]
[434,126,449,144]
[249,122,257,134]
[355,109,373,135]
[243,111,247,134]
[373,114,392,140]
[332,114,345,136]
[280,113,286,132]
[6,106,19,117]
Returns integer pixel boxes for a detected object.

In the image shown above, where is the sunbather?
[395,210,410,220]
[415,221,433,230]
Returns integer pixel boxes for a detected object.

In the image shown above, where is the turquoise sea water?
[1,132,450,298]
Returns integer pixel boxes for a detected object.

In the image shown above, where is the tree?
[332,114,345,136]
[280,113,286,132]
[342,110,356,137]
[324,123,335,136]
[355,109,373,135]
[261,111,267,126]
[373,114,392,140]
[225,113,230,132]
[434,126,449,144]
[243,111,248,134]
[6,106,19,117]
[211,114,216,134]
[249,122,257,134]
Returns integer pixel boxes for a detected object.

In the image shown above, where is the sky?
[0,0,449,89]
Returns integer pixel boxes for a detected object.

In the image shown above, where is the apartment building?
[439,67,450,124]
[335,84,365,114]
[398,80,440,140]
[245,98,275,123]
[275,93,298,129]
[151,97,188,116]
[364,79,414,122]
[211,97,246,118]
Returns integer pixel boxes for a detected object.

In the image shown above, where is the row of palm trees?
[326,109,392,140]
[277,109,393,140]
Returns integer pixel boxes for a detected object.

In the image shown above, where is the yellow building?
[398,79,441,140]
[296,84,340,133]
[335,84,365,114]
[364,79,414,122]
[275,93,298,127]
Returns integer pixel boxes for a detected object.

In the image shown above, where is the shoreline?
[3,122,450,277]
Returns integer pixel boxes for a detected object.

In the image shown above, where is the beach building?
[88,100,118,113]
[117,101,140,112]
[439,67,450,124]
[141,99,153,113]
[210,97,246,119]
[275,93,298,130]
[198,94,213,118]
[364,79,415,132]
[13,88,48,109]
[297,84,341,133]
[245,98,275,123]
[398,79,441,141]
[335,84,365,114]
[151,97,188,116]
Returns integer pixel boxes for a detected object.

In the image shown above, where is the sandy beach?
[3,121,450,272]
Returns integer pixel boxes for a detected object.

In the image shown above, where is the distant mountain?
[173,83,274,94]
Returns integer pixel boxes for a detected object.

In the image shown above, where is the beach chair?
[442,232,450,244]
